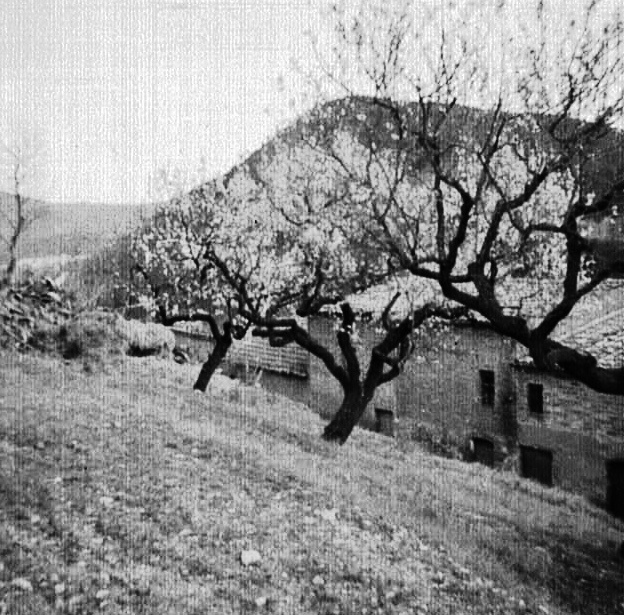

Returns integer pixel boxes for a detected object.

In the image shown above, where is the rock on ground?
[117,319,175,357]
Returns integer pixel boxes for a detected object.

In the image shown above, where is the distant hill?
[219,95,624,199]
[179,95,624,331]
[206,95,624,288]
[0,194,160,267]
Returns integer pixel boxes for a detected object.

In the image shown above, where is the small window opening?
[606,459,624,520]
[520,446,553,486]
[479,370,495,406]
[375,408,395,437]
[471,437,495,467]
[527,383,544,415]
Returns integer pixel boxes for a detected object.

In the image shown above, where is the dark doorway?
[472,437,495,467]
[520,446,553,486]
[606,460,624,520]
[375,408,395,437]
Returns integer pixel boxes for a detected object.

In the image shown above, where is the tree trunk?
[1,254,16,288]
[323,333,407,443]
[547,347,624,395]
[323,382,377,444]
[250,302,422,444]
[3,190,26,289]
[193,336,232,392]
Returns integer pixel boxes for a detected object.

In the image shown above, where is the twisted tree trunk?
[156,306,242,393]
[253,297,439,444]
[322,382,375,443]
[193,331,233,392]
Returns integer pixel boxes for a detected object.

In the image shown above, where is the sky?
[0,0,620,205]
[0,0,322,204]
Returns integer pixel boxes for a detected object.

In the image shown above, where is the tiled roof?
[321,274,458,319]
[326,273,624,328]
[514,285,624,369]
[555,306,624,368]
[326,273,624,369]
[323,273,546,320]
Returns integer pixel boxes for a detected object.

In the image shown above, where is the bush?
[59,311,127,359]
[408,422,463,459]
[59,311,175,359]
[30,311,175,362]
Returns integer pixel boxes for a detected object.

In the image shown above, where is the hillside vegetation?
[0,196,159,267]
[1,350,623,614]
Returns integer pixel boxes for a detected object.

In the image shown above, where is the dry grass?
[1,350,623,614]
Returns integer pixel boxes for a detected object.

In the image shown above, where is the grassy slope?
[1,351,623,615]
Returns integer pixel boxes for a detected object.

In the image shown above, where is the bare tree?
[303,0,624,395]
[129,131,467,441]
[127,182,253,391]
[194,152,466,443]
[0,137,42,288]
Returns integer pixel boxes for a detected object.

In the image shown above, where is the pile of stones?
[0,278,72,350]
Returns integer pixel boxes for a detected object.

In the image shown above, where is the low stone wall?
[172,327,309,378]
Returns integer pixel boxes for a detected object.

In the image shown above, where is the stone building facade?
[511,364,624,509]
[172,287,624,517]
[511,307,624,516]
[174,315,518,459]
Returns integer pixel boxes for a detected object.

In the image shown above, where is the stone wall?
[513,366,624,438]
[395,324,517,461]
[172,325,309,378]
[513,366,624,506]
[229,331,310,378]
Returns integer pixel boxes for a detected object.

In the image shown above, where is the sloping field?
[1,351,623,614]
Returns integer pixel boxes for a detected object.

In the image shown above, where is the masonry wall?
[172,325,309,378]
[229,331,309,378]
[174,318,518,448]
[267,316,386,429]
[396,325,517,459]
[173,320,624,507]
[513,366,624,505]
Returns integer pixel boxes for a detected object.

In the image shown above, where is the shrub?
[59,311,127,359]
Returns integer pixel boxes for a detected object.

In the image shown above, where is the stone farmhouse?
[512,306,624,515]
[173,278,624,518]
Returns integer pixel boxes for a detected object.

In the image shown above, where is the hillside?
[223,95,624,199]
[0,195,159,268]
[1,350,623,614]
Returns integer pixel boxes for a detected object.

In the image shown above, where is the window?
[520,446,553,486]
[375,408,395,437]
[479,370,495,406]
[471,437,495,467]
[527,383,544,415]
[606,460,624,520]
